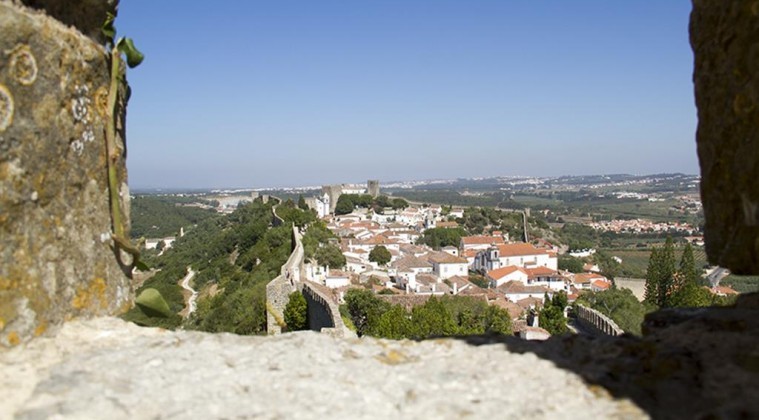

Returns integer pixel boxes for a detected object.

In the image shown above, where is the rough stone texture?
[0,1,132,347]
[691,1,759,274]
[16,0,118,43]
[0,317,645,419]
[490,292,759,419]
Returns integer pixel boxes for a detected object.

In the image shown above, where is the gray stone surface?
[0,1,132,347]
[691,0,759,274]
[491,292,759,419]
[0,317,645,419]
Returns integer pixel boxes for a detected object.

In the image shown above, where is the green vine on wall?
[102,13,146,270]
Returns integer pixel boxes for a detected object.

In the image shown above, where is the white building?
[428,252,469,280]
[474,242,558,272]
[325,270,351,288]
[487,266,529,288]
[145,236,176,250]
[459,235,505,252]
[498,281,551,303]
[569,248,596,258]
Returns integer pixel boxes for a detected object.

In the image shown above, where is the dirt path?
[179,267,197,319]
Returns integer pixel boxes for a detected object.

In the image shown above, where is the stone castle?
[304,180,381,216]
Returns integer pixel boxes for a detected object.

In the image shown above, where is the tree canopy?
[368,245,392,265]
[130,195,218,239]
[417,227,467,249]
[122,201,332,336]
[539,292,568,335]
[315,244,346,269]
[576,287,650,335]
[558,255,584,273]
[644,239,711,309]
[343,290,512,339]
[284,291,308,331]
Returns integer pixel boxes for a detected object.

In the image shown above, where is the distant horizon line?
[131,172,700,193]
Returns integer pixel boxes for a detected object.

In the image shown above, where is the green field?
[603,247,708,279]
[721,276,759,293]
[511,194,563,207]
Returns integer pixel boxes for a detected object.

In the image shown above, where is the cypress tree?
[657,237,676,307]
[669,242,711,307]
[679,243,698,285]
[644,247,661,305]
[297,195,308,210]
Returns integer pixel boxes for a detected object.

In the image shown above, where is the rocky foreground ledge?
[1,317,644,419]
[4,296,759,420]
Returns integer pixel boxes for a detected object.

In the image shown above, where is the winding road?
[181,267,197,318]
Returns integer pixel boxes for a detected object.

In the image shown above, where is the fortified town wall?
[575,304,624,337]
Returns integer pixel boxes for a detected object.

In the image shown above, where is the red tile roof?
[427,251,468,264]
[487,265,526,280]
[524,266,558,277]
[463,249,480,258]
[461,235,505,245]
[498,280,550,295]
[573,273,607,284]
[516,297,544,310]
[592,280,611,290]
[496,243,549,257]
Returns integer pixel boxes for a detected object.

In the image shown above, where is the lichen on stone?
[7,44,38,86]
[0,84,13,132]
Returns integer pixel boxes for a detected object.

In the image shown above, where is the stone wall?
[575,304,624,336]
[0,0,132,347]
[265,224,303,334]
[691,1,759,274]
[271,196,284,227]
[300,281,353,337]
[301,281,335,331]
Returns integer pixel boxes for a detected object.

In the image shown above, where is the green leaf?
[134,259,150,272]
[117,37,145,68]
[102,12,116,42]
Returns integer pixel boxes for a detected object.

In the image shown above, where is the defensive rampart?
[575,304,624,336]
[265,223,303,334]
[300,281,352,337]
[271,197,284,227]
[265,214,351,336]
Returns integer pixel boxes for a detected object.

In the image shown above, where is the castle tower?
[367,179,380,198]
[322,184,343,214]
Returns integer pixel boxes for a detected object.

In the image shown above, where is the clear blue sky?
[118,1,697,189]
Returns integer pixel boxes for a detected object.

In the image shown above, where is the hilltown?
[290,184,614,330]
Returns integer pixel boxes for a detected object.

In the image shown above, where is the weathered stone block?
[691,1,759,274]
[0,0,132,347]
[17,0,118,43]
